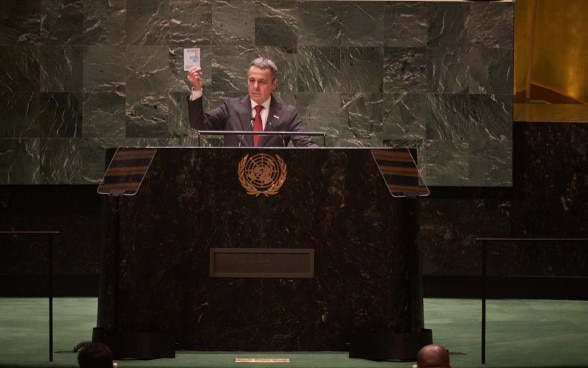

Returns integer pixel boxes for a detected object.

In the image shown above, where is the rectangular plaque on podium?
[209,248,314,278]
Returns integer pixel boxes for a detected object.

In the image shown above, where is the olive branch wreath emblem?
[238,153,287,196]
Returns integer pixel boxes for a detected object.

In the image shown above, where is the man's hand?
[187,67,202,91]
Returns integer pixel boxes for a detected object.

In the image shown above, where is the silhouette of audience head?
[77,342,115,368]
[414,344,451,368]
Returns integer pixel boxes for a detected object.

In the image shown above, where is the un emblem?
[238,153,287,196]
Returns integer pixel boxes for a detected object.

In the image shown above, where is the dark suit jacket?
[187,94,317,147]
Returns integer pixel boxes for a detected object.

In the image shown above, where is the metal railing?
[0,230,60,362]
[477,237,588,364]
[197,130,327,147]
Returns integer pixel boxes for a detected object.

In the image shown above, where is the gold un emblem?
[238,153,287,196]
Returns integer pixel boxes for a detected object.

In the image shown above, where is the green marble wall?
[0,0,513,186]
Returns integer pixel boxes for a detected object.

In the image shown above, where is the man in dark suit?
[187,57,318,147]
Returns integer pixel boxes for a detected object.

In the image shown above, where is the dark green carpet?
[1,298,586,368]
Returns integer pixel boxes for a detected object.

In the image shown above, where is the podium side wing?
[371,148,429,198]
[97,148,157,196]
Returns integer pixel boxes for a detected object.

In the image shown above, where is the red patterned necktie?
[253,105,263,147]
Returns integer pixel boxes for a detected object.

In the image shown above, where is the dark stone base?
[98,148,425,352]
[349,329,433,361]
[92,328,175,360]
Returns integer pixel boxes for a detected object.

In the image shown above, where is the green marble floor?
[0,298,586,368]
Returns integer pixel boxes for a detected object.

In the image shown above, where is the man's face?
[247,66,277,105]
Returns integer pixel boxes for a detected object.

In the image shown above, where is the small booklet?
[184,48,201,71]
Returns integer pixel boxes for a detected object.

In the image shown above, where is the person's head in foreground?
[77,342,115,368]
[414,344,451,368]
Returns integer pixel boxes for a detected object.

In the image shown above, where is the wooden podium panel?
[96,148,429,360]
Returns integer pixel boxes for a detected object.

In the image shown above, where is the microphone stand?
[198,130,327,147]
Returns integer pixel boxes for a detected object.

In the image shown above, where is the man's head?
[77,342,114,368]
[415,344,451,368]
[247,57,278,105]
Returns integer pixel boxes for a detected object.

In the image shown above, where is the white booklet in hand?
[184,48,201,71]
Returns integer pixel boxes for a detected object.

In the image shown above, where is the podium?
[94,147,430,361]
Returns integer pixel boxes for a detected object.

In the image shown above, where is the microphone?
[238,118,254,147]
[267,121,286,147]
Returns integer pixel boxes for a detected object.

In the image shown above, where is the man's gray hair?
[251,57,278,80]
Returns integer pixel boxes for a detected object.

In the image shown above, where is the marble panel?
[169,0,213,47]
[82,0,127,45]
[82,45,126,93]
[297,47,342,93]
[0,0,41,46]
[383,47,427,94]
[335,2,384,47]
[40,0,84,45]
[384,2,428,48]
[39,137,84,184]
[468,2,514,49]
[469,93,513,141]
[425,93,472,140]
[125,93,170,138]
[39,46,83,92]
[427,47,470,95]
[125,45,170,94]
[468,47,513,95]
[425,140,469,186]
[255,0,298,49]
[38,92,82,138]
[126,0,169,45]
[295,92,345,146]
[210,46,257,91]
[468,139,513,187]
[211,0,256,46]
[82,92,126,138]
[298,2,345,47]
[0,92,41,138]
[299,2,384,47]
[382,93,428,141]
[0,46,40,92]
[340,92,385,146]
[0,139,40,184]
[340,47,383,93]
[427,2,468,48]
